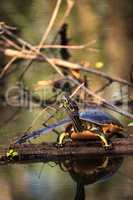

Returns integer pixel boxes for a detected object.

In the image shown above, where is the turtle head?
[60,96,84,132]
[60,96,79,114]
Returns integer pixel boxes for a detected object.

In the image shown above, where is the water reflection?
[0,155,126,200]
[58,156,124,200]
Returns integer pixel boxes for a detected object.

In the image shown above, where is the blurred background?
[0,0,133,199]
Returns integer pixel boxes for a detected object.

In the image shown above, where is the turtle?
[14,96,125,147]
[57,96,125,148]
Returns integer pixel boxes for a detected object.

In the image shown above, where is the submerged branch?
[0,138,133,164]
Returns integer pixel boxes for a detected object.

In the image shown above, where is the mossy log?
[0,138,133,164]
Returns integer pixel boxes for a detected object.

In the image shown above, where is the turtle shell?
[79,108,123,127]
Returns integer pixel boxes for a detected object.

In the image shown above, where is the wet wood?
[0,138,133,165]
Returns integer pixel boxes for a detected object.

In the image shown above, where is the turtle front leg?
[56,132,70,147]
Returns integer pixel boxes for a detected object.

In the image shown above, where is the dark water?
[0,156,133,200]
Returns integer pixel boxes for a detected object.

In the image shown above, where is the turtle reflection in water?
[58,96,125,149]
[59,156,124,200]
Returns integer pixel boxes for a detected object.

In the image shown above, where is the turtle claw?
[55,142,64,148]
[104,143,113,150]
[96,132,113,150]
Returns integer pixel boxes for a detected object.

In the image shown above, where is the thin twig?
[18,60,33,81]
[69,76,133,119]
[4,29,64,77]
[0,56,18,78]
[2,48,133,88]
[38,0,62,50]
[52,0,75,43]
[38,40,97,50]
[95,80,112,94]
[70,82,84,98]
[1,35,21,50]
[25,107,49,132]
[51,59,133,88]
[0,109,20,128]
[59,0,75,31]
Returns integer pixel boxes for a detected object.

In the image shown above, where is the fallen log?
[0,138,133,165]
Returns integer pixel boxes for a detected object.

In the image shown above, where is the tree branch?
[0,138,133,165]
[2,48,133,88]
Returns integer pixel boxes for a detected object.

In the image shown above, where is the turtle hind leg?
[56,132,70,147]
[96,132,112,149]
